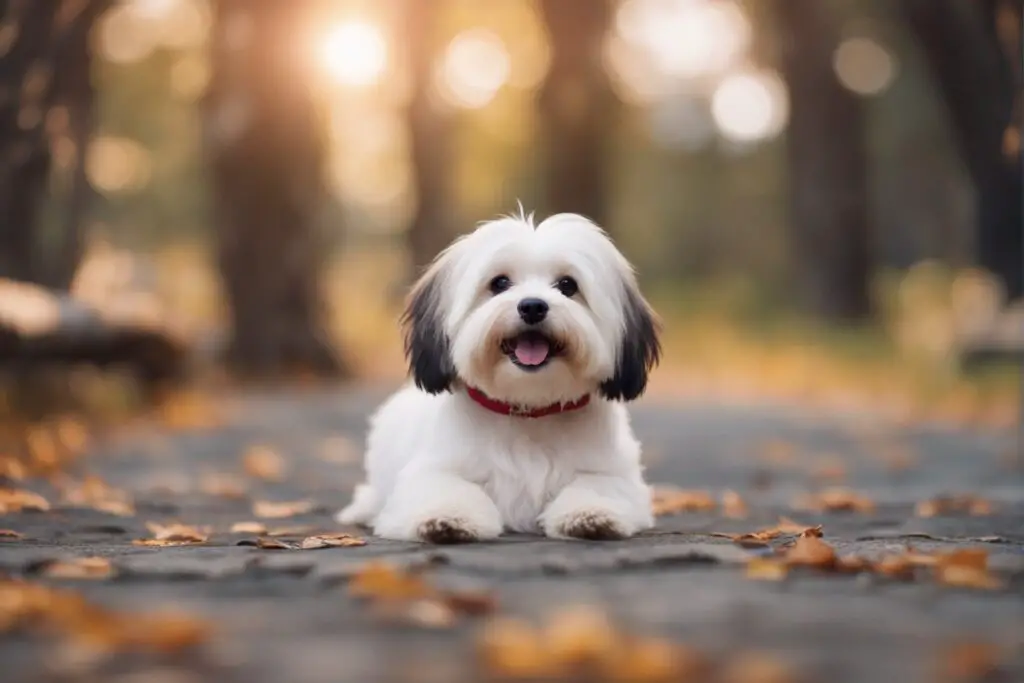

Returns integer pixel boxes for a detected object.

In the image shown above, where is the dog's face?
[403,212,660,406]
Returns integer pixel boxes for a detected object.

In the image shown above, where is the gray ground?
[2,383,1023,683]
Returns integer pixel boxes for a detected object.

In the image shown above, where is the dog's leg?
[335,483,380,526]
[373,471,502,544]
[540,473,653,540]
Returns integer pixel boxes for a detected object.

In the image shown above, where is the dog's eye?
[555,276,578,297]
[489,275,512,295]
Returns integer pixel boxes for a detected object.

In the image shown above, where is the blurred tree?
[901,0,1023,300]
[538,0,615,229]
[204,0,345,379]
[403,0,452,273]
[771,0,872,320]
[0,0,108,290]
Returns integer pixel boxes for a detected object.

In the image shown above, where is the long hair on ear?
[400,255,457,394]
[599,284,662,401]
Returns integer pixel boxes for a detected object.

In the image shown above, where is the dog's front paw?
[417,517,480,544]
[545,508,631,541]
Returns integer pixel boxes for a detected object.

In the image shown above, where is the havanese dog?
[336,209,661,543]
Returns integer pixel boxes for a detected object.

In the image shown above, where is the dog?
[336,210,661,543]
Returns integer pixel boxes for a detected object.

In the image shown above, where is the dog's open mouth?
[500,330,564,371]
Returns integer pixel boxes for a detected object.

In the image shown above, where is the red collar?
[466,386,591,418]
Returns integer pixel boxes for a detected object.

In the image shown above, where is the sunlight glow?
[438,29,511,109]
[710,69,788,144]
[320,20,387,88]
[616,0,751,81]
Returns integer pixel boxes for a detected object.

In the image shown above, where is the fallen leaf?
[543,605,619,668]
[37,557,115,580]
[606,638,708,683]
[348,561,434,602]
[783,535,836,569]
[757,439,799,467]
[938,641,1002,681]
[318,435,360,464]
[478,617,557,679]
[0,529,23,540]
[0,488,50,513]
[299,533,366,549]
[442,589,498,616]
[133,523,209,546]
[265,525,317,537]
[719,651,799,683]
[915,495,994,518]
[836,555,871,573]
[199,473,248,499]
[792,487,875,514]
[712,517,822,545]
[745,558,789,581]
[378,598,456,629]
[0,457,27,481]
[650,486,716,515]
[721,490,748,519]
[59,476,134,517]
[241,445,287,482]
[933,548,1004,590]
[872,555,916,580]
[252,499,314,519]
[253,537,297,550]
[229,521,267,534]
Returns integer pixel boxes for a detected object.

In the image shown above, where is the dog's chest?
[476,431,573,533]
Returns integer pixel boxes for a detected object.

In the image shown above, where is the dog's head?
[402,211,661,407]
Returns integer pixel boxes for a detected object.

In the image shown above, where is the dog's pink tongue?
[514,337,550,366]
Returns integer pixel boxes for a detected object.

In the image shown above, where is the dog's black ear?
[401,266,456,394]
[599,285,661,401]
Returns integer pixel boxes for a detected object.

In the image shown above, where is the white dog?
[336,210,661,543]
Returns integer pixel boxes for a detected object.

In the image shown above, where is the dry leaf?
[252,499,313,519]
[721,490,748,519]
[757,440,799,467]
[745,558,789,581]
[38,557,115,580]
[783,536,836,569]
[133,523,209,546]
[299,533,366,550]
[241,445,286,482]
[230,521,267,534]
[713,517,821,545]
[811,455,847,483]
[383,598,457,629]
[719,651,798,683]
[442,589,498,616]
[792,487,875,514]
[650,486,716,515]
[836,555,871,573]
[479,617,558,679]
[199,473,248,499]
[318,435,360,464]
[933,549,1004,590]
[0,457,27,481]
[915,495,994,518]
[265,525,317,537]
[348,562,434,602]
[0,529,23,540]
[872,555,915,581]
[938,641,1002,681]
[544,605,619,667]
[606,638,708,683]
[0,488,50,513]
[253,537,296,550]
[59,476,135,517]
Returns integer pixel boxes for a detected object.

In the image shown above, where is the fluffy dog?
[336,210,661,543]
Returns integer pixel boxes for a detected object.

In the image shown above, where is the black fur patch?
[599,285,661,401]
[402,271,456,394]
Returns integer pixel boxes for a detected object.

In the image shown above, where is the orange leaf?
[252,499,314,519]
[38,557,115,580]
[745,558,789,581]
[0,488,50,513]
[721,490,749,519]
[242,445,287,482]
[783,536,836,569]
[0,529,23,540]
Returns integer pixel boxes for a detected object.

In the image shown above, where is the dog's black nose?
[517,298,549,325]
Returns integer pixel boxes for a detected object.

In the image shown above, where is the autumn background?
[0,0,1021,425]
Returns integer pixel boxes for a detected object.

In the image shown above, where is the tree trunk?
[0,0,106,290]
[403,0,452,273]
[771,0,873,320]
[204,0,345,379]
[900,0,1023,300]
[538,0,615,229]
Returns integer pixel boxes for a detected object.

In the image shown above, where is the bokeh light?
[320,20,388,88]
[711,69,789,144]
[833,37,897,97]
[86,136,153,194]
[437,29,511,109]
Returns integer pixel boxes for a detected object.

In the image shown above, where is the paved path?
[1,384,1022,683]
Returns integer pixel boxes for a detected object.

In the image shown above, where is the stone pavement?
[1,384,1022,683]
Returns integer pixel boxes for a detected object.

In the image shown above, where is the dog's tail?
[335,483,380,526]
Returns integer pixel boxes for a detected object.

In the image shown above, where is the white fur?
[336,211,659,543]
